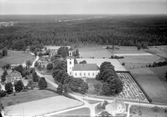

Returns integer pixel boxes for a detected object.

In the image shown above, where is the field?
[54,107,90,117]
[130,68,167,104]
[0,50,34,67]
[86,73,148,103]
[1,89,58,107]
[78,46,112,58]
[5,96,83,116]
[130,105,167,117]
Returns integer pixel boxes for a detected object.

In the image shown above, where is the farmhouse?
[45,46,71,57]
[37,57,50,68]
[6,70,22,83]
[67,50,99,78]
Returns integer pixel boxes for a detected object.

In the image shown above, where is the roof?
[45,46,71,50]
[73,64,99,71]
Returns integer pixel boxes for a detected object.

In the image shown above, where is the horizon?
[0,0,167,15]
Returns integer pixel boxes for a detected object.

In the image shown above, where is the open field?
[150,66,167,82]
[130,105,167,117]
[5,95,83,116]
[55,107,90,117]
[145,46,167,59]
[0,50,34,67]
[1,89,58,107]
[118,55,163,70]
[77,58,126,71]
[78,46,111,58]
[130,68,167,104]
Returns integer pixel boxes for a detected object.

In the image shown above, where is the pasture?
[78,46,111,58]
[5,96,83,116]
[130,68,167,104]
[55,107,90,117]
[0,50,34,67]
[1,89,58,107]
[150,66,167,82]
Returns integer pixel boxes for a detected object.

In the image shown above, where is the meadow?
[0,50,34,67]
[130,68,167,104]
[1,89,58,107]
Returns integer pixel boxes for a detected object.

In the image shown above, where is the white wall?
[72,70,99,78]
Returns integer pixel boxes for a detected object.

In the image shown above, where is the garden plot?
[77,58,127,71]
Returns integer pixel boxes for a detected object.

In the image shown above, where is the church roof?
[73,64,99,71]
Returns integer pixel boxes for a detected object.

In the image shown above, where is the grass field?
[130,68,167,104]
[5,96,83,116]
[0,50,34,67]
[130,105,167,117]
[56,107,90,117]
[1,89,58,107]
[78,46,111,58]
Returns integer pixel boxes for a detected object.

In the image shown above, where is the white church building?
[67,50,99,78]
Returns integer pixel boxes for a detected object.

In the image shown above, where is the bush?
[14,80,24,92]
[38,77,47,90]
[5,82,13,94]
[79,82,89,94]
[0,90,6,97]
[57,84,63,94]
[47,63,53,71]
[32,71,39,82]
[27,79,35,89]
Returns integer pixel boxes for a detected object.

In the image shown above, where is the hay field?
[5,96,83,116]
[0,50,34,67]
[130,68,167,104]
[77,58,127,71]
[118,55,163,70]
[78,46,111,58]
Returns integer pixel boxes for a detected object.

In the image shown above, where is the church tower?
[67,48,74,76]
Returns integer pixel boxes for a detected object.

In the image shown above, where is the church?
[67,50,99,78]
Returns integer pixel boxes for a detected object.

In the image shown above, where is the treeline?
[0,16,167,50]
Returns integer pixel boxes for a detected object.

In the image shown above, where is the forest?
[0,15,167,50]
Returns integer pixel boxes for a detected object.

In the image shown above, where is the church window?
[84,73,86,76]
[92,73,94,76]
[80,73,81,76]
[75,73,77,76]
[70,61,71,64]
[88,73,90,76]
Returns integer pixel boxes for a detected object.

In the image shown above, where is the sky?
[0,0,167,15]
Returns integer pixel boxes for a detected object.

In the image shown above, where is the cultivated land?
[55,107,90,117]
[78,46,112,58]
[1,89,58,107]
[0,50,34,67]
[5,96,83,116]
[130,68,167,104]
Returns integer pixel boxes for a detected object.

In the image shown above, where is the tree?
[2,48,8,56]
[79,60,87,64]
[137,43,142,51]
[14,80,24,92]
[14,65,24,74]
[101,82,114,96]
[32,71,39,82]
[53,60,67,71]
[47,63,53,71]
[26,60,32,69]
[69,78,84,93]
[165,71,167,81]
[1,70,8,82]
[38,77,47,90]
[27,79,35,89]
[5,82,13,94]
[57,84,63,94]
[79,82,89,94]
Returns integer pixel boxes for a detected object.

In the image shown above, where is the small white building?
[67,50,99,78]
